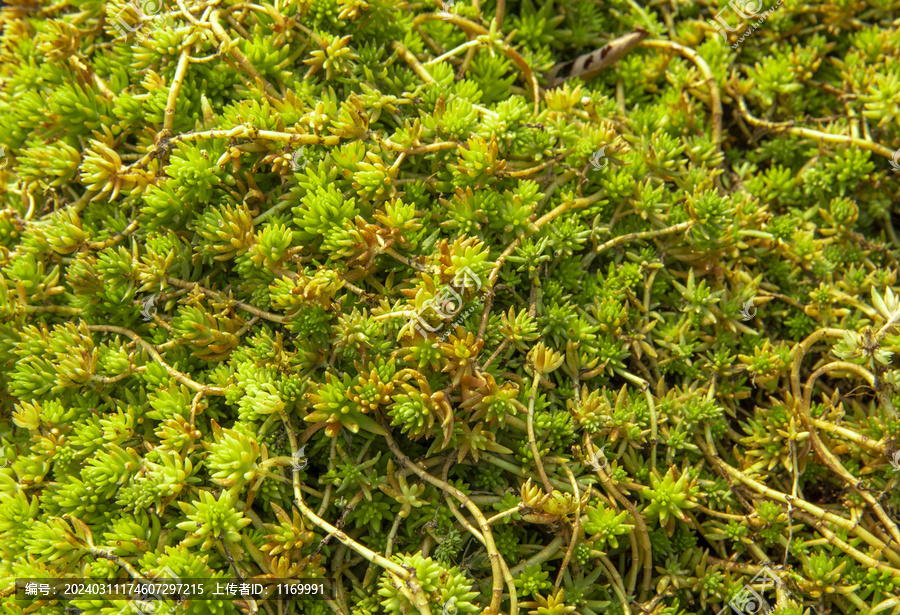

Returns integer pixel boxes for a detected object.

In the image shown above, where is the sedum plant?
[1,0,900,614]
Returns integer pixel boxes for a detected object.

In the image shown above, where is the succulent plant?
[2,0,900,614]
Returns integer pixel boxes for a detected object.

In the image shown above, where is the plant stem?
[85,218,141,250]
[283,417,434,615]
[584,433,653,600]
[86,325,227,395]
[163,51,191,134]
[209,10,283,101]
[526,374,554,494]
[381,429,517,615]
[734,93,896,160]
[166,276,287,323]
[640,39,722,151]
[594,220,695,256]
[507,534,565,576]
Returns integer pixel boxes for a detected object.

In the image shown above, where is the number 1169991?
[274,582,324,596]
